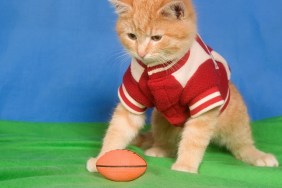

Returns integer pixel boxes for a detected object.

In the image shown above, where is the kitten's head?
[110,0,197,65]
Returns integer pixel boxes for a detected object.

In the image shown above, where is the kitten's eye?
[151,35,162,41]
[127,33,137,40]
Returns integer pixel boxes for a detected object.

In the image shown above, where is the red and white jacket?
[118,36,231,127]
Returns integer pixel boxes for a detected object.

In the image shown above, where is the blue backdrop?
[0,0,281,122]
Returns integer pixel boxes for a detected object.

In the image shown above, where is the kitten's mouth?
[138,58,162,67]
[136,54,174,66]
[135,56,153,65]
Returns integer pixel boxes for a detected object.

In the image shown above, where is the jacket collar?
[136,50,190,79]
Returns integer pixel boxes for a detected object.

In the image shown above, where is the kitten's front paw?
[86,157,98,172]
[171,162,198,174]
[254,153,279,167]
[145,147,169,158]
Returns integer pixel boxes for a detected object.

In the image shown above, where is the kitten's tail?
[131,131,154,150]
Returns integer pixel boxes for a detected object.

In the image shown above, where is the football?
[96,149,147,181]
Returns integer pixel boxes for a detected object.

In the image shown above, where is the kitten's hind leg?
[220,118,279,167]
[144,109,181,158]
[86,103,145,172]
[220,122,279,167]
[232,144,279,167]
[216,83,279,168]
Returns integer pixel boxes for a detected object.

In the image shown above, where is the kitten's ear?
[158,1,186,20]
[109,0,132,15]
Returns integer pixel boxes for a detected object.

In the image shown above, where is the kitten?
[87,0,279,173]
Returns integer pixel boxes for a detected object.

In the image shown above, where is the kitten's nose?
[137,50,147,59]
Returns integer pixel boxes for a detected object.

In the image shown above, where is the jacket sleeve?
[118,66,148,114]
[182,60,225,118]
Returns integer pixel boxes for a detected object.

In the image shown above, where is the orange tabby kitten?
[87,0,278,173]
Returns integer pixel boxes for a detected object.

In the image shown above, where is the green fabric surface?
[1,117,282,188]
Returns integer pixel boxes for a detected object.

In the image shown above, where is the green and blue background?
[0,1,282,187]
